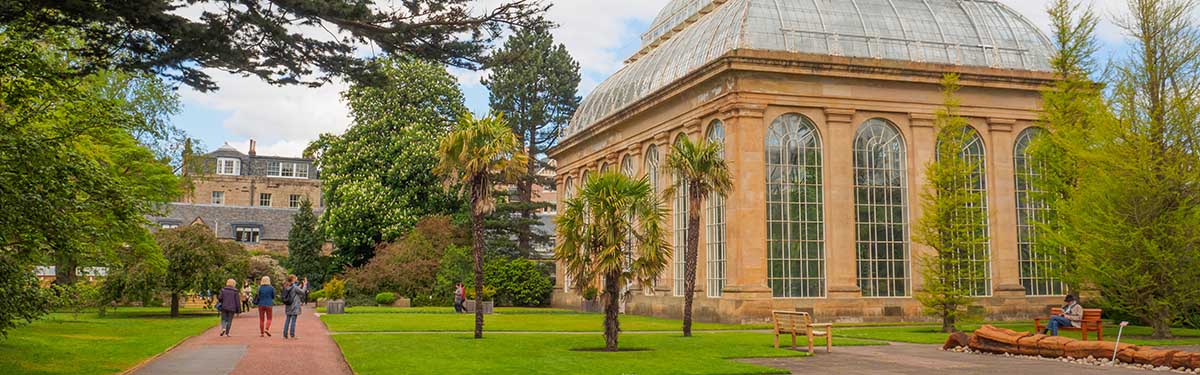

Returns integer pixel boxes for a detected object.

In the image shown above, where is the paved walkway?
[740,342,1151,374]
[132,305,352,375]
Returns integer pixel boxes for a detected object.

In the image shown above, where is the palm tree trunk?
[471,178,486,339]
[604,270,621,351]
[682,189,702,337]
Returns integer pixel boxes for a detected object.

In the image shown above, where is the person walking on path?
[241,281,253,314]
[217,279,241,336]
[256,276,276,337]
[282,275,308,339]
[453,282,465,313]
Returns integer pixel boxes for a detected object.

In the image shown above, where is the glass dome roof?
[566,0,1054,138]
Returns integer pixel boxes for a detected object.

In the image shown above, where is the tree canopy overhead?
[0,0,548,91]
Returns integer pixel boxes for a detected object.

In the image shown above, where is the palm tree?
[556,171,670,352]
[435,113,527,339]
[663,136,732,337]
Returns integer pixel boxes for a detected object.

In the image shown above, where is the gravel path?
[130,305,352,375]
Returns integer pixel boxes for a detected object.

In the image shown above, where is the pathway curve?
[740,342,1150,375]
[130,305,352,375]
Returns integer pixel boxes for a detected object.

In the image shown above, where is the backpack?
[282,286,294,305]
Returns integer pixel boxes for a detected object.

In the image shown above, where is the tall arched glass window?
[766,113,825,298]
[645,145,660,193]
[936,126,991,296]
[854,119,910,297]
[1014,128,1064,296]
[620,156,635,177]
[672,134,689,297]
[643,145,660,292]
[705,120,727,298]
[562,176,575,293]
[600,163,611,173]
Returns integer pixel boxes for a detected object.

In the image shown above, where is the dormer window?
[266,161,310,178]
[217,158,241,175]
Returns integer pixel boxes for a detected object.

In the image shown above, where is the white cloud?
[179,71,352,157]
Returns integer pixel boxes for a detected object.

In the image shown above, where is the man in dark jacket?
[217,279,242,336]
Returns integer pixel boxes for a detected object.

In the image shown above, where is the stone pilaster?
[824,108,861,298]
[718,103,771,300]
[986,118,1024,298]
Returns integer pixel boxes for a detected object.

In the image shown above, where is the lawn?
[321,308,771,332]
[334,332,877,375]
[834,322,1200,346]
[0,308,217,375]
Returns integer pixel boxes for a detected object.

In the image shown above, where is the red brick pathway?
[132,305,352,375]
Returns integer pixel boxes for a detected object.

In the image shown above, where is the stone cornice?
[719,102,766,121]
[825,108,856,125]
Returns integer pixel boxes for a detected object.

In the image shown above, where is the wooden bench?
[772,310,832,353]
[1035,307,1104,341]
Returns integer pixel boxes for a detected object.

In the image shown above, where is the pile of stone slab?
[944,325,1200,369]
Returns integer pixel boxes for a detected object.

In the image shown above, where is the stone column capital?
[719,103,766,121]
[987,118,1017,133]
[910,113,937,128]
[825,108,856,125]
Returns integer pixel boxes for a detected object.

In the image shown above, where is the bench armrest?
[808,323,832,327]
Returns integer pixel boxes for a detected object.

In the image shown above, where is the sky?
[171,0,1132,158]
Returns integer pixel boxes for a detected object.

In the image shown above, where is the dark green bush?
[480,258,553,307]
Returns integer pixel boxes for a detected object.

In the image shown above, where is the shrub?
[465,286,497,301]
[432,245,472,306]
[323,277,346,300]
[583,287,598,301]
[309,289,326,301]
[345,294,375,307]
[481,258,553,307]
[375,292,397,306]
[344,216,469,303]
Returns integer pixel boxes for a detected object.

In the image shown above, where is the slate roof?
[150,203,323,242]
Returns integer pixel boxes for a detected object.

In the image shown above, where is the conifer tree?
[914,74,988,333]
[288,198,324,285]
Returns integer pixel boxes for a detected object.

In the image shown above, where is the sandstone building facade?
[151,141,325,255]
[549,0,1064,323]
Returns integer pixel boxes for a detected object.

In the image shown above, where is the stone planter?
[391,297,412,308]
[463,300,494,314]
[581,299,602,313]
[325,300,346,314]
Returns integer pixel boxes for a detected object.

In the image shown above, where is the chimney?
[249,139,257,156]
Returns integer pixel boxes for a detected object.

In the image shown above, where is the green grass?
[334,332,877,375]
[834,322,1200,346]
[0,308,217,375]
[318,306,581,315]
[321,309,771,332]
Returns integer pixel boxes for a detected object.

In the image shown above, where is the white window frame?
[766,114,827,298]
[706,120,727,298]
[217,158,241,176]
[211,191,225,205]
[267,161,311,179]
[259,193,272,207]
[234,226,261,243]
[289,194,302,208]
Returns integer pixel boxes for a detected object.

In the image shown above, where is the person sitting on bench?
[1042,294,1083,336]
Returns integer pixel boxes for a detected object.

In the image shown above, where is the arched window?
[766,113,825,298]
[854,119,910,297]
[672,134,689,297]
[936,126,991,296]
[562,176,575,293]
[705,120,727,297]
[600,163,611,173]
[620,155,635,177]
[1014,128,1064,296]
[645,145,660,193]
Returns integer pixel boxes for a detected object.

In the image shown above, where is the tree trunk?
[1151,312,1175,339]
[170,292,180,318]
[53,255,77,286]
[604,270,621,352]
[682,189,702,337]
[516,139,536,258]
[943,311,956,333]
[471,182,487,339]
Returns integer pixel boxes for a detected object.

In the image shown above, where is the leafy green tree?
[1027,0,1107,286]
[0,257,51,338]
[288,198,324,283]
[436,113,528,339]
[157,225,248,317]
[1,27,180,300]
[663,137,732,337]
[434,245,473,305]
[1050,0,1200,339]
[483,25,581,257]
[306,57,468,266]
[556,171,671,351]
[914,74,988,333]
[0,0,547,91]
